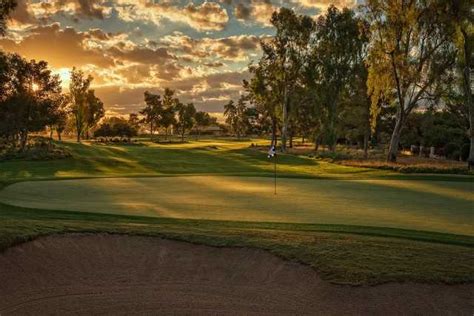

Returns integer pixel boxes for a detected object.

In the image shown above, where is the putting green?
[1,176,473,235]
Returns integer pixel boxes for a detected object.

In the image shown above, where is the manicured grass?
[0,138,473,285]
[2,176,473,235]
[1,138,463,181]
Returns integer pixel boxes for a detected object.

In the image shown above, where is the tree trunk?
[281,86,289,152]
[387,113,404,162]
[19,130,28,152]
[181,127,185,143]
[461,29,474,169]
[271,117,277,148]
[289,131,293,148]
[326,100,337,152]
[57,130,62,141]
[314,134,320,151]
[363,133,369,159]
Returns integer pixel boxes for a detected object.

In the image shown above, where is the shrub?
[0,137,71,161]
[444,143,459,159]
[460,143,470,162]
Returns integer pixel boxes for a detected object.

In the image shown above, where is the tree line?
[223,1,472,166]
[139,89,217,142]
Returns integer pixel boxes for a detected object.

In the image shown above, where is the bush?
[444,143,459,159]
[460,143,470,162]
[0,137,71,161]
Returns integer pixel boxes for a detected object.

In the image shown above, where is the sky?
[1,0,355,116]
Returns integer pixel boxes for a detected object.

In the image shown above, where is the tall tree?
[307,6,367,152]
[224,100,238,137]
[265,8,314,152]
[175,102,196,142]
[366,0,456,161]
[194,111,213,139]
[246,62,280,147]
[83,89,104,139]
[140,91,162,140]
[448,0,473,168]
[160,88,177,139]
[69,68,99,143]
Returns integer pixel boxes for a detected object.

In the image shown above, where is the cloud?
[292,0,356,9]
[0,23,114,68]
[160,33,263,62]
[117,0,229,32]
[94,70,249,114]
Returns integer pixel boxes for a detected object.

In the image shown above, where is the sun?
[55,68,71,88]
[31,83,39,91]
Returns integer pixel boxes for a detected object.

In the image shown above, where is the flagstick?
[274,154,277,195]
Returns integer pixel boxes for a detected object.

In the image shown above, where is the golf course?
[0,138,473,314]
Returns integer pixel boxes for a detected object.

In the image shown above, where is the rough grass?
[340,156,470,174]
[0,138,473,285]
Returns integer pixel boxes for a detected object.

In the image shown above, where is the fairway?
[1,176,472,235]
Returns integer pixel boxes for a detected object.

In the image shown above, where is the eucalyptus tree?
[160,88,178,138]
[69,68,104,142]
[194,111,213,138]
[175,102,196,142]
[306,6,367,152]
[246,61,280,147]
[83,89,104,139]
[224,100,238,137]
[448,0,473,168]
[263,8,314,152]
[365,0,457,162]
[140,91,162,140]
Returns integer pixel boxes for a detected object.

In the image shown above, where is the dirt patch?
[0,234,472,315]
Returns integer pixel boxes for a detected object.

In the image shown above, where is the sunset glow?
[1,0,355,115]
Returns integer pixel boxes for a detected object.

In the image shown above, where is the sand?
[0,234,472,315]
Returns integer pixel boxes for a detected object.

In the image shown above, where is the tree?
[140,91,162,140]
[246,62,280,147]
[175,102,196,142]
[160,88,178,139]
[448,0,473,168]
[263,8,314,152]
[306,6,367,152]
[83,89,104,139]
[48,93,69,141]
[0,0,16,36]
[0,54,62,150]
[68,68,103,142]
[224,100,237,136]
[128,113,141,133]
[194,111,213,138]
[94,117,137,141]
[365,0,456,162]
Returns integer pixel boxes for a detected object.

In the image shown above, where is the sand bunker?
[0,234,472,315]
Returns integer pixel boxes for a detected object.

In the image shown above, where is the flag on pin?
[267,145,276,158]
